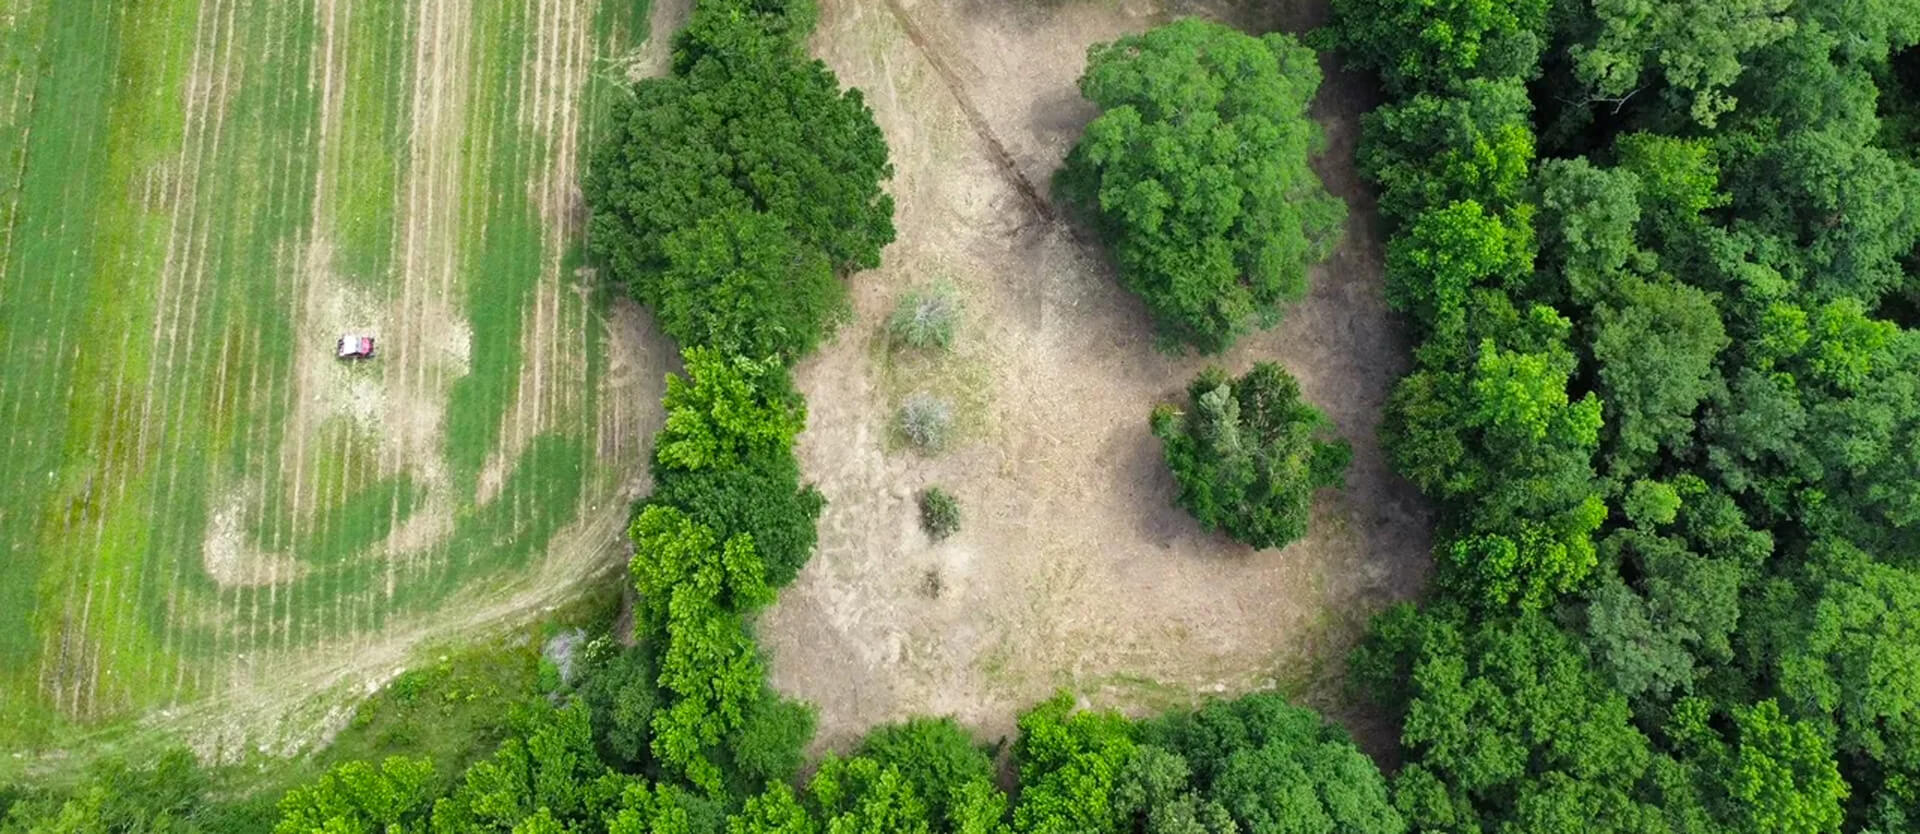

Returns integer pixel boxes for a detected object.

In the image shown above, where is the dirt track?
[759,0,1429,755]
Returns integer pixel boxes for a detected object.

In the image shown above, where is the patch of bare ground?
[759,0,1429,757]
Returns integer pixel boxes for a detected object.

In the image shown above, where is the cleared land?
[0,0,669,762]
[759,0,1430,753]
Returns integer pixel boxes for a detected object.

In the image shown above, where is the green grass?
[181,588,622,828]
[0,0,654,760]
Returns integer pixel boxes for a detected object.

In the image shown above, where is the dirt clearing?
[759,0,1429,754]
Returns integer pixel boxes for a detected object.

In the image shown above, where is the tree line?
[1328,0,1920,829]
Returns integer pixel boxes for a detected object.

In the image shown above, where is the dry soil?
[759,0,1431,756]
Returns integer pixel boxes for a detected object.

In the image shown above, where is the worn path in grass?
[0,0,672,768]
[760,0,1430,755]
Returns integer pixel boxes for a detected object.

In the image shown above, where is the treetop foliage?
[1336,0,1920,824]
[1324,0,1549,94]
[1151,363,1351,550]
[1059,19,1345,354]
[655,349,807,475]
[652,208,848,363]
[587,0,892,364]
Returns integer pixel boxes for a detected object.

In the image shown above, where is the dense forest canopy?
[1330,0,1920,828]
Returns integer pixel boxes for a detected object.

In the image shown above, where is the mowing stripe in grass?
[1,0,655,757]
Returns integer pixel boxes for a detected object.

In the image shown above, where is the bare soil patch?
[760,0,1429,755]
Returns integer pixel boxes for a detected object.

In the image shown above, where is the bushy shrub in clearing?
[919,487,962,541]
[897,392,954,452]
[888,281,961,350]
[1150,362,1350,549]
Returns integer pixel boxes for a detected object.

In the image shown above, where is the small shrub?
[919,487,962,541]
[898,392,955,452]
[888,281,962,350]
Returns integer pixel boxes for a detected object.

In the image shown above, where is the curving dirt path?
[760,0,1429,757]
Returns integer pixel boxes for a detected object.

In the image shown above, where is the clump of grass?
[888,280,961,350]
[898,392,955,452]
[919,487,962,541]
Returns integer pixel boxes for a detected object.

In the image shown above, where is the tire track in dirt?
[871,0,1056,227]
[381,0,469,596]
[189,0,284,714]
[474,0,595,525]
[229,0,329,706]
[179,0,278,714]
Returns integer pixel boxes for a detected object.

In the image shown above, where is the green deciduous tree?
[606,781,728,834]
[1325,0,1549,93]
[1720,699,1848,834]
[576,641,661,770]
[629,506,775,794]
[1359,79,1535,222]
[587,22,893,320]
[654,350,806,475]
[1384,297,1607,609]
[1013,694,1137,834]
[650,449,824,590]
[1590,276,1729,477]
[729,784,817,834]
[651,208,847,362]
[1760,540,1920,790]
[1353,606,1662,833]
[854,718,1003,833]
[1721,126,1920,302]
[1383,199,1533,333]
[1058,19,1345,354]
[430,702,630,831]
[275,757,438,834]
[1529,157,1643,304]
[1562,0,1794,127]
[1612,133,1727,246]
[808,756,930,834]
[1142,694,1403,834]
[673,0,820,69]
[1150,363,1351,550]
[1580,488,1763,705]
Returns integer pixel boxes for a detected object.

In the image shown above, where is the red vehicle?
[336,333,376,359]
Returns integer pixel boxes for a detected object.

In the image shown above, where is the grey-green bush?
[888,281,962,350]
[897,392,954,452]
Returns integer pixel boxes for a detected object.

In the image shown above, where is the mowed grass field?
[0,0,655,757]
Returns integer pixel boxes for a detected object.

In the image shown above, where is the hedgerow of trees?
[1058,19,1346,354]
